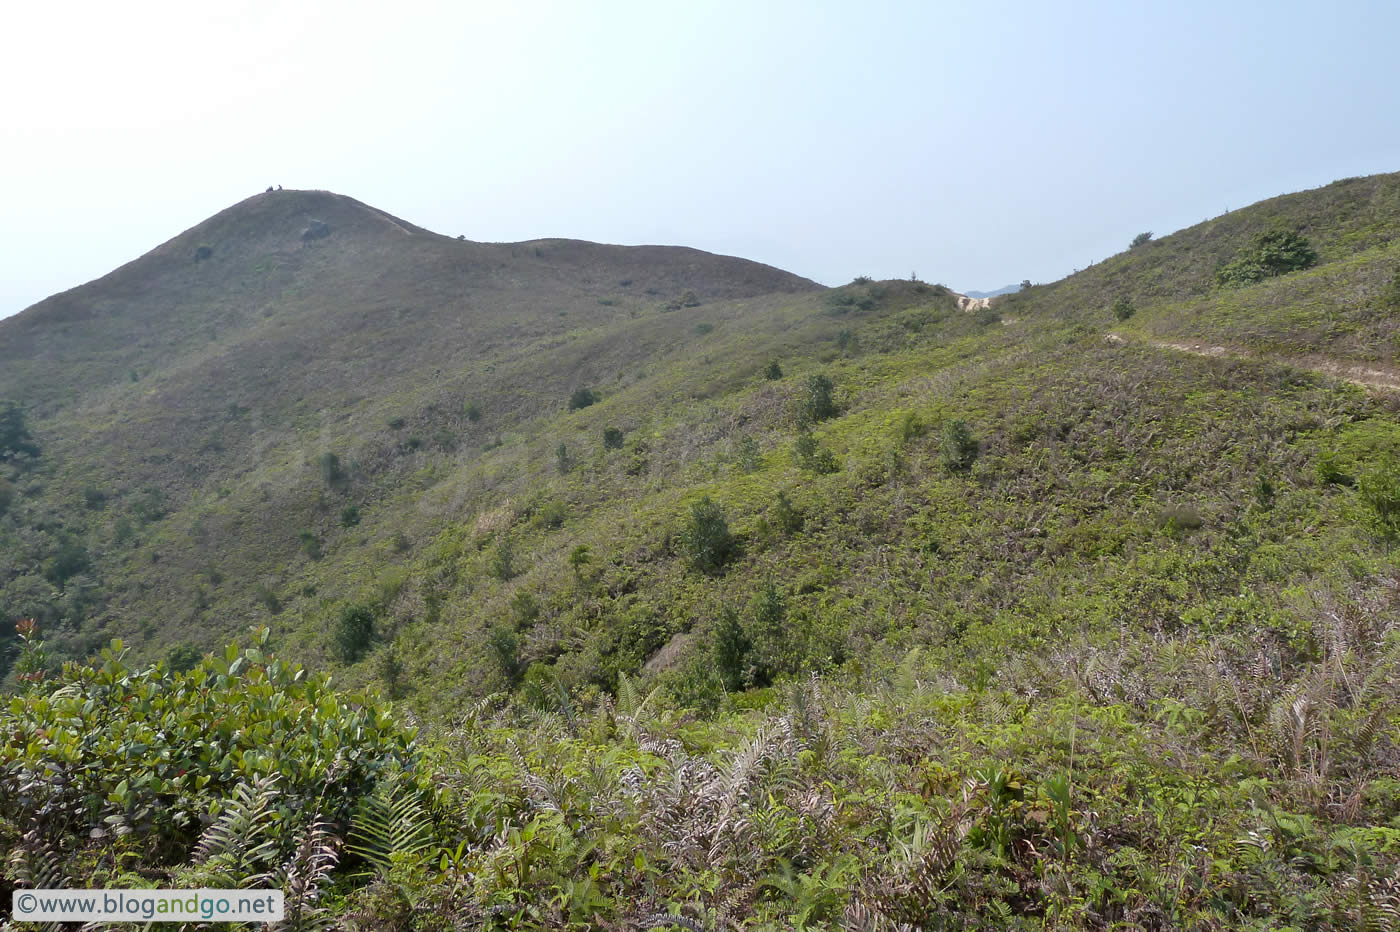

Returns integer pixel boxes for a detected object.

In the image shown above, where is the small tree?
[763,359,783,380]
[797,374,837,426]
[1359,461,1400,542]
[712,608,753,692]
[603,427,625,450]
[0,401,40,464]
[568,388,598,411]
[568,544,591,583]
[1217,229,1318,287]
[1112,296,1136,321]
[334,604,376,662]
[464,401,483,422]
[774,490,804,533]
[793,431,840,474]
[1019,280,1032,292]
[319,452,345,485]
[940,419,978,472]
[1130,232,1153,249]
[555,442,572,474]
[681,496,734,575]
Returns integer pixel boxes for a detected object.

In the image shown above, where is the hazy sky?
[4,0,1399,318]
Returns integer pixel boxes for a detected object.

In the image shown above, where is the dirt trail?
[1110,334,1400,393]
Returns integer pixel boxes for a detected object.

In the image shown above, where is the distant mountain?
[962,283,1021,299]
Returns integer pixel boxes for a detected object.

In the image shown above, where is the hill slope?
[3,174,1400,928]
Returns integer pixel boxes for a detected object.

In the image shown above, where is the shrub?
[534,499,568,529]
[334,604,377,661]
[568,388,598,411]
[165,644,203,673]
[603,427,625,450]
[43,534,90,585]
[793,431,840,474]
[0,400,40,464]
[82,486,107,510]
[464,401,482,422]
[0,476,12,516]
[254,582,282,614]
[694,322,714,336]
[712,608,753,692]
[319,452,345,485]
[341,504,361,527]
[1157,504,1205,532]
[486,624,522,685]
[974,307,1002,327]
[1020,280,1032,292]
[796,374,837,426]
[556,442,572,474]
[1358,461,1400,540]
[488,534,518,580]
[1217,229,1318,287]
[763,359,783,380]
[1112,296,1136,321]
[1130,231,1153,249]
[735,435,761,473]
[510,589,540,627]
[1381,268,1400,311]
[939,419,979,472]
[193,244,213,262]
[681,496,734,575]
[298,529,322,560]
[774,491,804,533]
[386,416,406,430]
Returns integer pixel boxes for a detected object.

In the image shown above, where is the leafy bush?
[0,476,12,516]
[794,431,840,474]
[1216,229,1319,287]
[694,322,714,336]
[1358,460,1400,540]
[939,419,978,472]
[488,534,518,580]
[711,608,752,692]
[680,496,734,575]
[298,529,322,560]
[555,441,572,474]
[1112,296,1136,321]
[0,625,417,878]
[567,388,598,411]
[319,452,345,485]
[764,359,783,380]
[193,244,214,262]
[340,504,361,527]
[774,490,804,533]
[335,604,377,661]
[603,427,625,450]
[464,401,482,422]
[974,307,1002,327]
[797,374,837,426]
[0,400,40,464]
[1130,231,1153,248]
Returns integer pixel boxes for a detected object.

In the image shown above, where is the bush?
[681,496,734,575]
[1112,296,1136,321]
[486,624,522,685]
[341,504,362,527]
[1216,229,1319,287]
[603,427,625,450]
[0,400,39,464]
[568,388,598,411]
[193,244,214,262]
[298,530,322,560]
[1359,461,1400,540]
[796,374,837,426]
[694,322,714,335]
[774,491,804,533]
[712,608,753,692]
[556,442,572,474]
[793,431,840,474]
[1130,232,1153,249]
[165,643,203,673]
[974,307,1002,327]
[464,401,482,422]
[335,603,377,661]
[763,359,783,380]
[488,534,518,580]
[939,419,978,472]
[319,452,345,485]
[0,476,12,516]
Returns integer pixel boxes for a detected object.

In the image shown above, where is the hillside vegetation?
[3,174,1400,928]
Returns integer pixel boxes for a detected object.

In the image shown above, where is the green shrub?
[0,625,417,875]
[568,388,598,411]
[764,359,783,380]
[556,442,572,474]
[1381,268,1400,311]
[0,476,13,516]
[712,608,753,692]
[510,589,540,627]
[793,431,840,474]
[298,529,322,559]
[974,307,1002,327]
[939,419,979,472]
[82,486,107,510]
[319,452,345,485]
[335,603,377,662]
[774,491,804,533]
[1157,504,1205,532]
[165,643,203,673]
[0,400,40,464]
[534,499,568,529]
[386,416,406,430]
[1112,296,1135,321]
[464,401,482,422]
[681,496,734,575]
[1358,461,1400,540]
[735,435,761,473]
[486,624,522,685]
[488,534,518,580]
[43,534,90,585]
[1130,231,1153,248]
[694,322,714,335]
[603,427,625,450]
[796,374,837,426]
[254,582,281,614]
[341,504,361,527]
[1216,229,1319,287]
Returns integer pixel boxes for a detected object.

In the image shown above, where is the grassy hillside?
[3,174,1400,928]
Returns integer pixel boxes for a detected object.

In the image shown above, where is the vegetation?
[1216,228,1319,287]
[1130,231,1153,248]
[5,176,1400,926]
[1111,295,1135,320]
[0,400,39,464]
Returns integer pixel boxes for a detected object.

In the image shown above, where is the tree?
[602,427,625,450]
[0,401,39,464]
[1130,232,1153,249]
[334,604,376,662]
[1217,229,1318,287]
[1019,280,1032,292]
[1112,296,1136,321]
[940,419,978,472]
[763,359,783,381]
[681,496,734,575]
[568,388,598,411]
[797,374,836,426]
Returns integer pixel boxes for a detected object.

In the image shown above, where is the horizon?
[4,0,1400,319]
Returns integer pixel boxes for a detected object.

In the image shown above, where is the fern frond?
[347,773,433,876]
[194,774,281,886]
[274,818,340,932]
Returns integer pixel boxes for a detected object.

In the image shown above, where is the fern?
[347,773,433,876]
[273,818,340,932]
[194,774,281,886]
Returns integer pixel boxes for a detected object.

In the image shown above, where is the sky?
[3,0,1399,318]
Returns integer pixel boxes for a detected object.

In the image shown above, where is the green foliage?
[568,544,591,582]
[0,400,40,464]
[464,400,483,422]
[82,485,107,510]
[1130,231,1153,248]
[0,476,12,516]
[165,643,204,673]
[763,358,783,380]
[1358,460,1400,540]
[486,624,522,685]
[334,604,377,661]
[938,418,978,472]
[340,504,361,527]
[796,374,837,426]
[1217,228,1319,287]
[488,534,518,580]
[602,427,625,450]
[680,495,734,575]
[509,589,540,627]
[299,529,323,560]
[793,430,840,474]
[555,441,572,474]
[318,452,345,485]
[1111,295,1136,320]
[773,490,804,534]
[568,387,599,411]
[711,607,752,692]
[43,534,90,585]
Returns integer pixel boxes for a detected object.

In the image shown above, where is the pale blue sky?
[3,0,1398,318]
